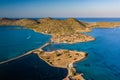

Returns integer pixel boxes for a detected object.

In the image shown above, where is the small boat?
[26,36,31,39]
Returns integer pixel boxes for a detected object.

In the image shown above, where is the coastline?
[0,41,87,80]
[1,18,120,80]
[33,48,87,80]
[64,54,87,80]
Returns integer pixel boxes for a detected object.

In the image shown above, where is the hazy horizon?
[1,0,120,18]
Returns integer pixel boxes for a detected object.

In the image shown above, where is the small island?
[33,49,86,80]
[33,49,86,68]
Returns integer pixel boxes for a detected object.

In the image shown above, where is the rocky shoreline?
[33,42,87,80]
[51,33,95,44]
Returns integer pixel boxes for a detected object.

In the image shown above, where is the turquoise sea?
[1,18,120,80]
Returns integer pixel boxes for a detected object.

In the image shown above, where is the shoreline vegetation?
[0,17,120,80]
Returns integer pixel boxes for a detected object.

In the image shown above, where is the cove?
[43,27,120,80]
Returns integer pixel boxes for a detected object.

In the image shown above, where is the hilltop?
[37,18,91,35]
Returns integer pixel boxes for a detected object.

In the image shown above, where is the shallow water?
[43,27,120,80]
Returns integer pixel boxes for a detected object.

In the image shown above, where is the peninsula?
[1,17,120,80]
[0,18,95,44]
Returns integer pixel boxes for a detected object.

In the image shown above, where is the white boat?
[26,36,31,39]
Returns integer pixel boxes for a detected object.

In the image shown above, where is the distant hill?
[0,17,91,35]
[37,17,91,36]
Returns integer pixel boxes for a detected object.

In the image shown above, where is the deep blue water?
[0,54,67,80]
[43,27,120,80]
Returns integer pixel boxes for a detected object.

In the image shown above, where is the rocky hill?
[37,18,91,35]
